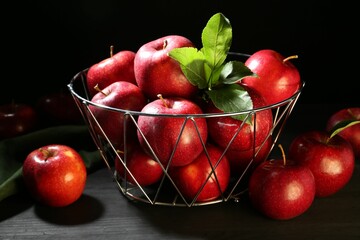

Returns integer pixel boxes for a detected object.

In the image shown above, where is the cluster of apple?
[84,13,303,204]
[248,108,359,220]
[0,91,83,140]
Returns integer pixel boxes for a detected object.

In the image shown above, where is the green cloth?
[0,125,103,202]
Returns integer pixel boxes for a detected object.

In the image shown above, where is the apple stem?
[278,144,286,165]
[157,94,169,108]
[163,40,168,50]
[93,84,108,96]
[39,148,54,160]
[110,45,114,57]
[283,55,298,63]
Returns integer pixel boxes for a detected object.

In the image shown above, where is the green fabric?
[0,125,103,202]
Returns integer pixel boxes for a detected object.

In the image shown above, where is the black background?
[2,0,358,106]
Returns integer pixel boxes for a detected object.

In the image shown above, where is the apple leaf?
[168,47,208,89]
[200,12,232,86]
[329,119,360,139]
[206,84,252,121]
[219,61,257,84]
[169,12,256,120]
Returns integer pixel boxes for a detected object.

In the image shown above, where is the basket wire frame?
[68,63,304,207]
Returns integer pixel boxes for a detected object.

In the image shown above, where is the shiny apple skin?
[288,130,355,197]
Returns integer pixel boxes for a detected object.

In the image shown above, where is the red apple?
[241,49,301,106]
[248,145,316,220]
[205,86,273,152]
[0,102,37,139]
[134,35,198,100]
[326,107,360,159]
[36,91,83,126]
[89,81,147,149]
[288,130,355,197]
[86,46,137,97]
[22,144,87,207]
[226,136,273,175]
[170,144,231,203]
[137,95,208,167]
[114,143,164,187]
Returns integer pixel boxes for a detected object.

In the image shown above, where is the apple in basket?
[114,143,164,187]
[134,35,199,100]
[169,143,231,203]
[226,135,274,176]
[86,46,137,97]
[241,49,301,105]
[205,85,273,155]
[137,95,208,167]
[89,81,147,149]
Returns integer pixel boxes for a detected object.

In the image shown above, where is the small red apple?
[170,144,231,203]
[22,144,87,207]
[36,91,83,126]
[326,107,360,159]
[89,81,147,149]
[137,95,208,167]
[114,144,164,187]
[241,49,301,106]
[86,46,137,97]
[134,35,198,100]
[288,130,355,197]
[0,102,37,139]
[248,144,316,220]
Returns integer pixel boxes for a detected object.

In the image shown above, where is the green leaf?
[201,13,232,70]
[168,12,256,120]
[329,120,360,139]
[168,47,208,89]
[220,61,258,84]
[206,84,253,122]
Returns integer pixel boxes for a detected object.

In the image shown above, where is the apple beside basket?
[67,53,305,207]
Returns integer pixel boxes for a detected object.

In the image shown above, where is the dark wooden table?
[1,104,359,240]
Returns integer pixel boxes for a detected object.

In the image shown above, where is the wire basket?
[67,53,304,207]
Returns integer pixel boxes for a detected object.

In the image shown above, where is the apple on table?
[86,46,137,98]
[0,101,37,139]
[22,144,87,207]
[36,90,83,126]
[288,130,355,197]
[326,107,360,159]
[248,144,316,220]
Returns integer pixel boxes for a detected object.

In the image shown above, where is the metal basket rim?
[67,69,305,118]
